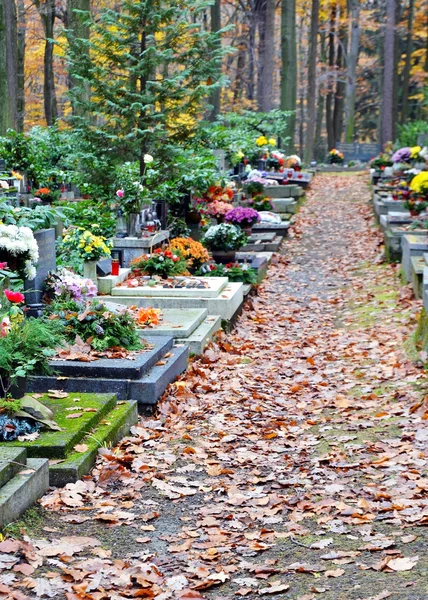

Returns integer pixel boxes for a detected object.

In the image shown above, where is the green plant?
[397,120,428,147]
[57,227,112,275]
[249,195,274,211]
[0,202,59,231]
[198,262,257,284]
[245,181,265,196]
[130,248,188,279]
[202,223,247,251]
[59,200,115,238]
[46,299,143,352]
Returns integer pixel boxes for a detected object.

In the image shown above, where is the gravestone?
[24,228,56,306]
[336,142,380,162]
[97,258,112,277]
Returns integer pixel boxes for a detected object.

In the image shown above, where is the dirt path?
[2,174,428,600]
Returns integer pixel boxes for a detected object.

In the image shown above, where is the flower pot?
[241,226,252,236]
[83,260,98,286]
[212,250,236,264]
[0,376,27,399]
[128,213,141,237]
[187,211,202,225]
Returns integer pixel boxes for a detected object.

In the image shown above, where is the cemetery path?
[4,173,428,600]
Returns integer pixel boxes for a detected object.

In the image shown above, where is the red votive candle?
[111,259,120,276]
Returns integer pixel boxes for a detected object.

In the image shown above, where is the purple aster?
[392,147,411,163]
[225,206,261,226]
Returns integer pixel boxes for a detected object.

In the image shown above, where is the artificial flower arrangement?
[198,262,257,285]
[202,223,248,252]
[46,298,144,356]
[285,154,302,169]
[248,195,274,212]
[328,149,344,164]
[256,136,276,148]
[129,248,188,279]
[168,237,210,273]
[0,223,39,280]
[205,200,234,222]
[370,154,393,170]
[0,289,63,399]
[266,150,286,171]
[205,184,235,203]
[225,206,261,229]
[132,307,162,328]
[44,268,98,302]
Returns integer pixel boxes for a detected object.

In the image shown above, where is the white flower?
[419,147,428,161]
[144,154,154,164]
[158,256,164,262]
[0,180,9,189]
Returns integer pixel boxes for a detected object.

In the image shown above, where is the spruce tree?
[66,0,228,175]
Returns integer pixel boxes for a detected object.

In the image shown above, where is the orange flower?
[136,307,162,327]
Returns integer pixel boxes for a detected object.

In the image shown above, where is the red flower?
[0,262,7,269]
[164,250,173,258]
[4,289,25,304]
[225,263,234,268]
[172,256,180,262]
[154,248,162,254]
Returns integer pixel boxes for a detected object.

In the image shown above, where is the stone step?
[2,394,118,460]
[48,336,174,380]
[0,448,27,488]
[101,282,245,322]
[0,458,49,528]
[253,222,290,237]
[111,276,228,299]
[177,315,222,356]
[49,400,138,486]
[26,345,189,414]
[135,308,208,339]
[271,199,298,214]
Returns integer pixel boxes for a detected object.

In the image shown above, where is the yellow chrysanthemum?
[410,172,428,193]
[268,138,276,146]
[410,146,422,159]
[256,136,268,147]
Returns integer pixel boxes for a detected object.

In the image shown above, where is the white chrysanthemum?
[25,262,36,280]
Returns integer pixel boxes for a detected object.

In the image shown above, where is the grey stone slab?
[48,335,174,379]
[112,276,228,299]
[0,448,27,489]
[177,315,222,356]
[112,232,170,267]
[253,222,290,236]
[97,268,131,295]
[29,345,189,411]
[135,308,208,338]
[0,458,49,528]
[103,282,244,321]
[271,199,298,213]
[97,258,112,277]
[411,256,425,299]
[248,232,276,243]
[402,234,428,282]
[24,228,56,305]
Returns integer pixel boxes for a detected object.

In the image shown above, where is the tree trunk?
[0,0,18,133]
[392,1,402,139]
[400,0,414,124]
[247,9,257,103]
[315,30,326,160]
[233,32,247,106]
[333,4,347,144]
[326,2,336,150]
[66,0,90,117]
[304,0,320,163]
[258,0,275,111]
[381,0,396,146]
[208,0,221,120]
[36,0,58,125]
[16,0,25,131]
[280,0,297,151]
[344,0,360,142]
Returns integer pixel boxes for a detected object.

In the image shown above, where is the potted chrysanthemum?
[225,206,261,236]
[202,223,248,264]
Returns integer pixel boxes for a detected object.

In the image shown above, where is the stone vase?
[212,250,236,264]
[83,260,98,286]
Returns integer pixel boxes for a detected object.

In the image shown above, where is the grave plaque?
[336,142,380,162]
[24,228,56,305]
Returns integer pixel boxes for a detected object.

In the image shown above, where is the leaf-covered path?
[3,174,428,600]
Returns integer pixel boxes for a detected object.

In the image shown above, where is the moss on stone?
[0,393,117,458]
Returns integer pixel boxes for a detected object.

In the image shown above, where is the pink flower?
[0,262,7,269]
[1,315,10,337]
[4,289,25,304]
[116,189,125,198]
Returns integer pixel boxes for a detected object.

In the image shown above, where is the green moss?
[0,393,117,458]
[2,506,45,538]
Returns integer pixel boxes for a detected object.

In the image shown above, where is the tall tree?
[66,0,90,117]
[280,0,297,151]
[208,0,221,120]
[325,2,337,150]
[257,0,275,111]
[401,0,415,123]
[35,0,58,125]
[0,0,18,134]
[67,0,227,176]
[381,0,396,145]
[304,0,320,162]
[344,0,360,142]
[16,0,25,132]
[333,4,347,144]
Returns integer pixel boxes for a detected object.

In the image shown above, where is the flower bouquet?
[130,248,188,279]
[205,200,234,223]
[205,185,235,203]
[33,187,58,204]
[45,268,98,302]
[370,154,393,170]
[58,227,112,281]
[202,223,248,263]
[169,237,210,273]
[225,206,260,235]
[249,195,274,212]
[0,224,39,281]
[198,262,257,285]
[328,149,344,165]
